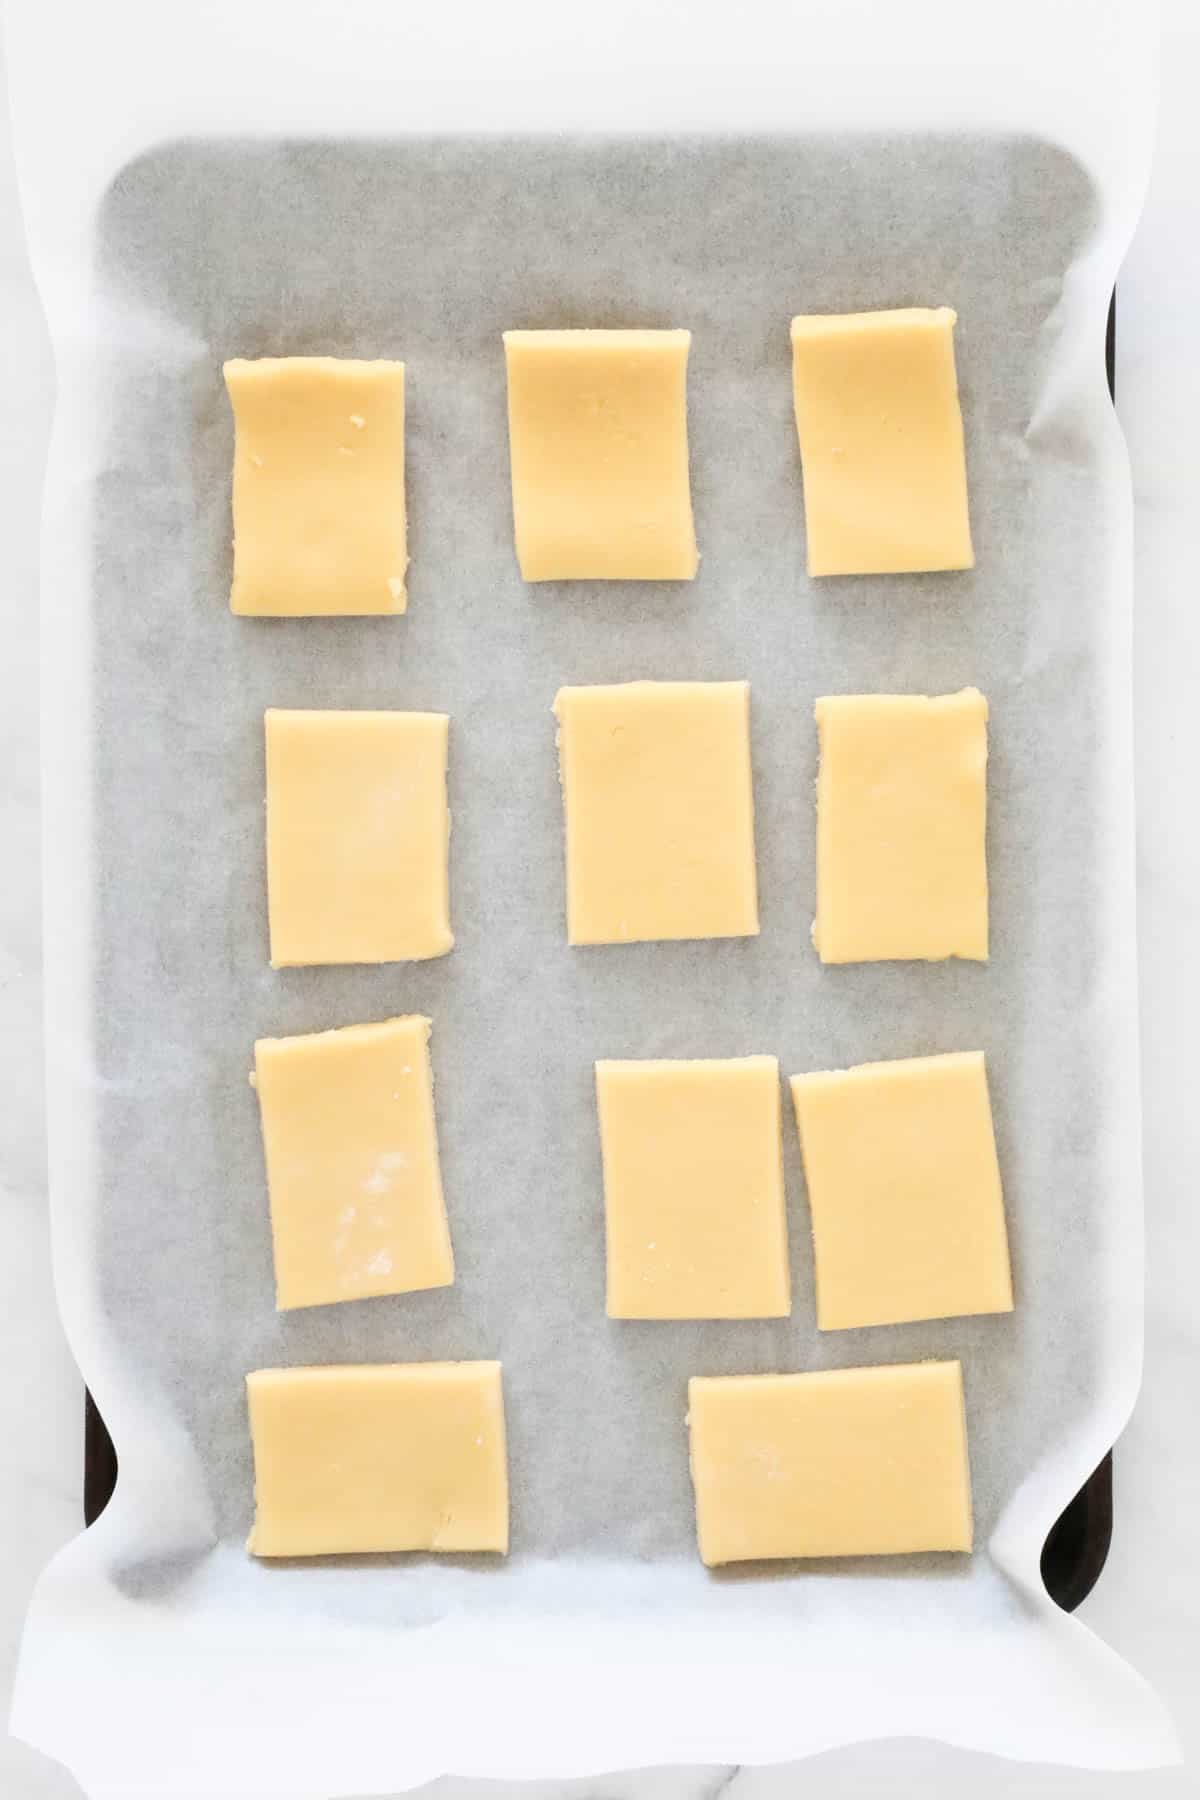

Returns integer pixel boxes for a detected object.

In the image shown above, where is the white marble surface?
[1,6,1197,1795]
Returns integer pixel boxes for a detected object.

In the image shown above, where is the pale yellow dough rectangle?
[791,1052,1013,1330]
[597,1056,790,1320]
[790,308,973,577]
[265,708,452,967]
[504,329,698,580]
[814,688,988,963]
[254,1016,453,1311]
[554,681,759,946]
[247,1362,509,1558]
[688,1361,973,1566]
[225,356,407,615]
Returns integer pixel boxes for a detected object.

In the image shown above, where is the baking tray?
[22,128,1162,1799]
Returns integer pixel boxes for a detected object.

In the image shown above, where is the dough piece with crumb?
[790,307,973,576]
[688,1361,973,1565]
[504,329,698,580]
[597,1055,790,1320]
[265,708,452,967]
[253,1015,452,1311]
[791,1051,1013,1330]
[247,1363,508,1557]
[814,688,988,963]
[225,356,407,615]
[554,680,758,945]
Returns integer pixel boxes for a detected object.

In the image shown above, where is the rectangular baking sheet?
[90,130,1104,1570]
[5,5,1177,1788]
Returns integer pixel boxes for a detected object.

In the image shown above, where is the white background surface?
[1,7,1196,1799]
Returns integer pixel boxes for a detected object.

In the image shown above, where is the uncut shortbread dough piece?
[265,709,452,967]
[814,688,987,963]
[597,1057,790,1320]
[225,357,407,615]
[504,330,698,580]
[790,308,973,576]
[688,1361,973,1566]
[246,1363,508,1557]
[253,1016,453,1311]
[791,1052,1013,1330]
[554,681,758,945]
